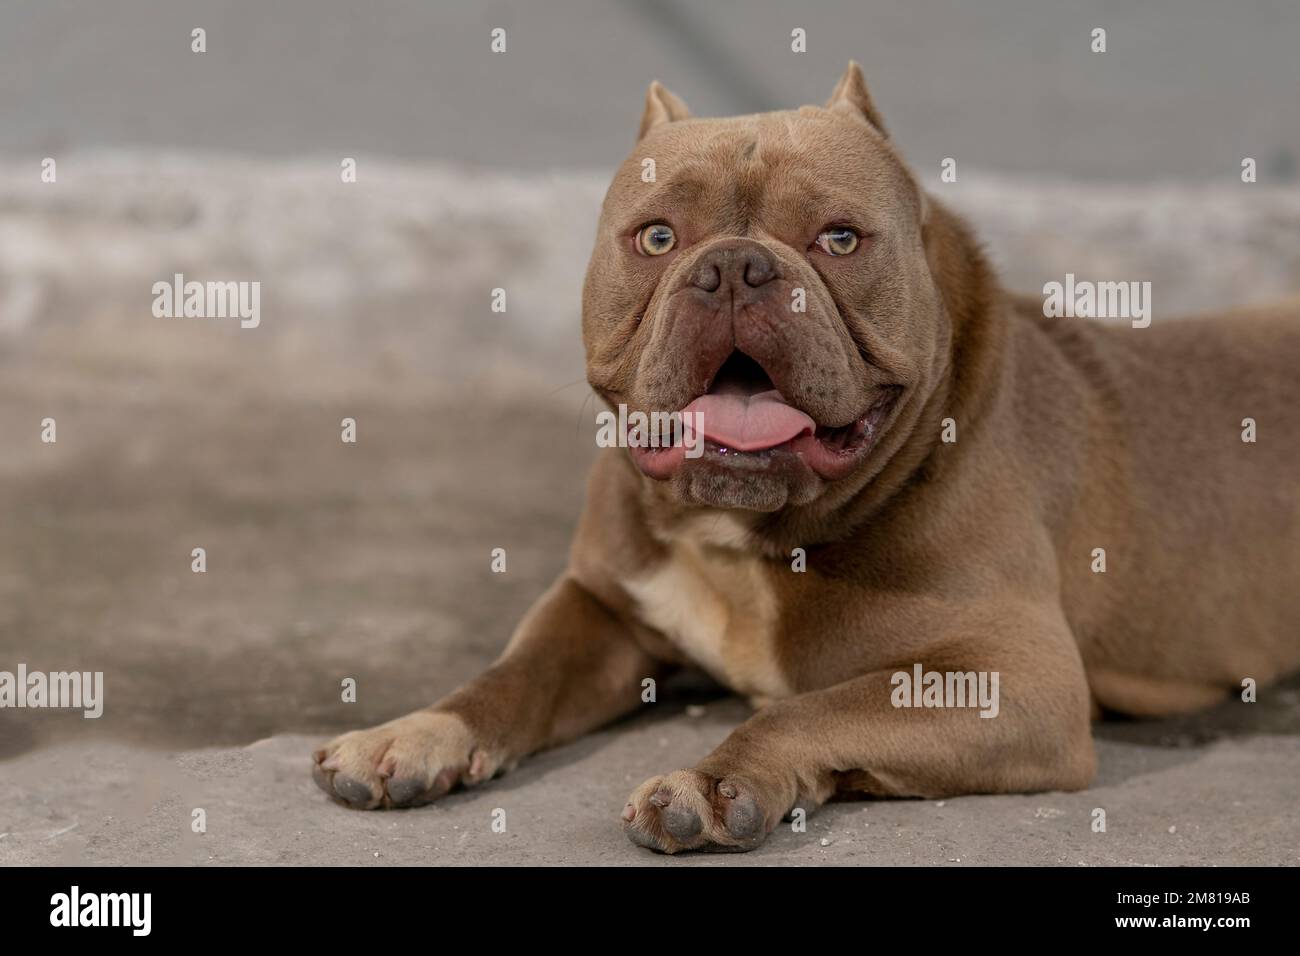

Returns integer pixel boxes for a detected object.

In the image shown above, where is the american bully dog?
[313,64,1300,853]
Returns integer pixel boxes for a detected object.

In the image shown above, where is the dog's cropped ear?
[638,81,692,141]
[825,61,888,138]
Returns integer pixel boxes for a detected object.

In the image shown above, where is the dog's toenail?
[433,766,460,793]
[332,775,374,806]
[386,778,424,805]
[719,781,738,799]
[662,804,704,841]
[723,793,764,841]
[469,748,489,779]
[650,789,673,808]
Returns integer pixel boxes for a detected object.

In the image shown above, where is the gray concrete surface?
[4,696,1299,866]
[0,717,1294,868]
[1,155,1298,865]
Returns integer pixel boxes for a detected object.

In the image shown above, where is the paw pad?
[622,768,769,853]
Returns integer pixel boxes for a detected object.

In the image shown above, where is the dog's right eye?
[635,223,676,256]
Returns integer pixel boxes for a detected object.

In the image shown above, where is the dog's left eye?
[814,227,859,256]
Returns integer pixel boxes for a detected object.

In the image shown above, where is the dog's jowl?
[314,63,1300,854]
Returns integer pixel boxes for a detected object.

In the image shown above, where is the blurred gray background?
[4,0,1300,179]
[1,1,1298,866]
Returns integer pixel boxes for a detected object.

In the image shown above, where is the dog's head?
[583,63,962,523]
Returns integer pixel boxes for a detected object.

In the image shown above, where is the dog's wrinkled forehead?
[608,113,917,242]
[603,63,922,239]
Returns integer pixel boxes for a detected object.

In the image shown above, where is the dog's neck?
[920,197,1007,449]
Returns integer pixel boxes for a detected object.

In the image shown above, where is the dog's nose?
[689,244,779,294]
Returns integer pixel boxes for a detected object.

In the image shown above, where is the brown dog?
[313,64,1300,853]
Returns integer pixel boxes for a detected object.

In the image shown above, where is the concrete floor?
[5,697,1299,866]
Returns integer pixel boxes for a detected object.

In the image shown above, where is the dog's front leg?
[622,604,1096,853]
[314,575,664,809]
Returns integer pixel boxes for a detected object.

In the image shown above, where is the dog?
[313,63,1300,853]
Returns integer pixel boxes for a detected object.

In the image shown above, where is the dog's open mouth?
[684,352,818,451]
[630,350,898,482]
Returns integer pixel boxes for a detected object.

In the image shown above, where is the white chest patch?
[622,516,792,701]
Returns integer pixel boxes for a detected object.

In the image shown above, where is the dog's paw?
[621,768,771,853]
[312,711,498,809]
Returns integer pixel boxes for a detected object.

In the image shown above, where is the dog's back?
[1008,295,1300,714]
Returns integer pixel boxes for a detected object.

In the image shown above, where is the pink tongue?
[682,388,816,451]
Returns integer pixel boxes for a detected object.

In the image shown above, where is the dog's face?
[583,63,948,515]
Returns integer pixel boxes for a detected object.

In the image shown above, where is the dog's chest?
[622,521,792,701]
